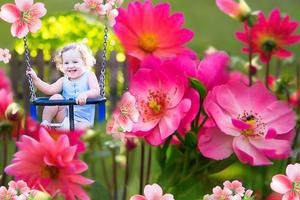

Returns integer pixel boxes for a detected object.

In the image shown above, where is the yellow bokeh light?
[116,53,126,62]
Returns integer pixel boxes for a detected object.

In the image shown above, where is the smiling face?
[62,48,86,80]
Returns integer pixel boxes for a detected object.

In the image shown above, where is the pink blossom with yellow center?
[199,81,295,165]
[0,0,47,38]
[130,184,174,200]
[114,1,195,61]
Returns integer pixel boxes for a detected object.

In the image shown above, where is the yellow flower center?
[22,11,32,23]
[41,165,60,180]
[138,33,158,53]
[149,99,161,113]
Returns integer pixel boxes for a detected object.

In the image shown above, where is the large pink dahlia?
[5,129,93,200]
[114,1,195,61]
[199,81,295,165]
[236,9,300,63]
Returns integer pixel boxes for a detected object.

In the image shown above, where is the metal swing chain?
[23,36,36,101]
[100,25,108,99]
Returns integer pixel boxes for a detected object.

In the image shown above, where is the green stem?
[195,115,208,133]
[1,132,8,186]
[146,146,152,184]
[175,131,185,145]
[248,29,253,86]
[112,148,118,200]
[122,149,130,200]
[139,140,145,194]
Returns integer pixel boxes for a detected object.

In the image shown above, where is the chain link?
[100,25,108,98]
[23,37,36,101]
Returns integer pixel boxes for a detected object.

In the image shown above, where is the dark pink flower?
[5,129,93,200]
[114,1,195,61]
[236,9,300,63]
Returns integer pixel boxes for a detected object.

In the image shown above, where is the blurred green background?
[0,0,300,59]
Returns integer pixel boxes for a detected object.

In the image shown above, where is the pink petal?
[282,191,299,200]
[144,184,163,200]
[0,4,21,23]
[130,195,146,200]
[270,175,292,194]
[231,119,251,130]
[216,0,240,17]
[249,137,291,159]
[69,175,94,185]
[286,163,300,182]
[265,128,277,139]
[198,127,233,160]
[145,127,165,146]
[161,194,174,200]
[15,0,33,11]
[159,99,191,139]
[275,49,292,58]
[28,18,42,33]
[11,20,29,38]
[30,3,47,18]
[233,136,272,165]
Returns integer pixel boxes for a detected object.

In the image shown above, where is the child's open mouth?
[68,69,77,73]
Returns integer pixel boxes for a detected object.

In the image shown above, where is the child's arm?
[76,72,100,105]
[27,68,63,96]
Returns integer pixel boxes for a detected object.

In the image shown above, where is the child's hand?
[76,93,88,105]
[26,68,38,81]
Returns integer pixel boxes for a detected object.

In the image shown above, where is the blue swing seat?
[30,97,106,131]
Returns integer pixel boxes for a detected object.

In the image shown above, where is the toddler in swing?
[27,42,100,130]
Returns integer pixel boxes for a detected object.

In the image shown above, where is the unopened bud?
[5,103,22,121]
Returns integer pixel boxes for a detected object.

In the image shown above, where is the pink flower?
[109,91,139,133]
[200,81,295,165]
[0,89,13,120]
[75,0,106,15]
[223,180,245,198]
[130,183,174,200]
[212,186,232,200]
[114,1,195,61]
[216,0,251,21]
[128,59,192,146]
[0,186,17,199]
[5,128,94,200]
[270,163,300,200]
[236,9,300,63]
[197,51,230,90]
[0,0,47,38]
[0,48,11,63]
[8,180,31,196]
[0,68,12,92]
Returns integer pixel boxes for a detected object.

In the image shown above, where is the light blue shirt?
[62,71,95,126]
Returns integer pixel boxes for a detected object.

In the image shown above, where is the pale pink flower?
[130,184,174,200]
[128,58,192,146]
[245,190,253,198]
[212,186,232,200]
[5,128,94,200]
[223,180,245,198]
[0,0,47,38]
[270,163,300,200]
[216,0,251,21]
[107,8,118,27]
[107,91,139,134]
[8,180,31,196]
[0,186,17,199]
[75,0,106,15]
[0,48,11,63]
[200,81,295,165]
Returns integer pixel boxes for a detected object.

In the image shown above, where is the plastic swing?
[25,27,108,131]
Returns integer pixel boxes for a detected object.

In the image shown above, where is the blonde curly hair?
[54,42,96,72]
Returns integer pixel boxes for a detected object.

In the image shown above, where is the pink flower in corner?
[75,0,106,15]
[114,1,195,61]
[128,59,192,146]
[212,186,232,200]
[5,129,94,200]
[130,184,174,200]
[0,0,47,38]
[270,163,300,200]
[200,81,295,165]
[0,48,11,63]
[8,180,31,196]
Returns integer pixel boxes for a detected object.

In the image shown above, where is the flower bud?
[216,0,251,22]
[5,102,22,121]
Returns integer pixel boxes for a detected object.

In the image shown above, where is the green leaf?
[188,77,207,100]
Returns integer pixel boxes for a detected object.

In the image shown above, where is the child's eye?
[64,62,69,65]
[73,61,78,64]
